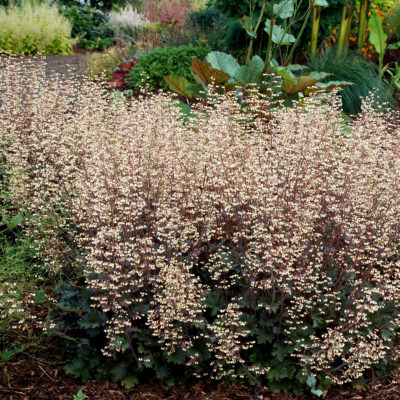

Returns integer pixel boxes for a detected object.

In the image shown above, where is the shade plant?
[2,58,400,395]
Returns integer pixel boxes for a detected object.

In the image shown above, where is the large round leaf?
[206,51,240,77]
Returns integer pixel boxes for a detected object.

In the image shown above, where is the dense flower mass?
[1,58,400,388]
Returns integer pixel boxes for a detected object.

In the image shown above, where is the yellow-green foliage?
[86,46,128,81]
[0,0,75,55]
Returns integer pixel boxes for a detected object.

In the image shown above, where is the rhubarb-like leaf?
[281,71,331,95]
[265,19,295,45]
[163,76,194,99]
[191,58,230,85]
[273,0,295,19]
[240,15,257,38]
[206,51,240,77]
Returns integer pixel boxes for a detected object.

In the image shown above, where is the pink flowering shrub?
[1,58,400,394]
[141,0,192,27]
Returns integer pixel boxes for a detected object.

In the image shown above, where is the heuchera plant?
[1,58,400,397]
[110,59,138,88]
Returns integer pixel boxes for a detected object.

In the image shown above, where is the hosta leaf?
[191,58,230,85]
[368,14,387,56]
[265,19,295,45]
[206,51,240,77]
[163,76,194,99]
[240,15,257,38]
[273,0,295,19]
[281,71,331,95]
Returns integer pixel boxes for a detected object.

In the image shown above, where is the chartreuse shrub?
[0,0,74,55]
[2,59,400,396]
[128,44,210,90]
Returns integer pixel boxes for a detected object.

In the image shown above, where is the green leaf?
[34,288,46,303]
[109,361,128,382]
[311,388,325,397]
[240,15,257,38]
[122,374,138,389]
[186,84,207,99]
[265,19,295,45]
[167,349,186,364]
[268,361,296,381]
[234,55,264,84]
[315,80,352,91]
[271,65,296,80]
[257,330,274,344]
[0,347,24,362]
[368,14,387,57]
[163,76,194,99]
[156,364,169,379]
[306,375,317,387]
[10,213,23,228]
[73,390,86,400]
[388,42,400,50]
[272,343,293,362]
[281,71,331,95]
[171,99,194,119]
[191,58,230,85]
[78,310,107,329]
[206,51,240,77]
[273,0,295,19]
[314,0,328,6]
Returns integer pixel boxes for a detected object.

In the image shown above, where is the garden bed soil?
[0,342,399,400]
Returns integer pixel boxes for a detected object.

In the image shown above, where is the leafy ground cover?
[1,341,400,399]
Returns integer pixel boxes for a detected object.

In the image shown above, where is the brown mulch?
[1,342,400,400]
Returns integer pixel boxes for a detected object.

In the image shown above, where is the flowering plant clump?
[1,59,400,394]
[109,5,150,31]
[141,0,192,28]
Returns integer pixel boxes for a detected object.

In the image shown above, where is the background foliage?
[128,43,210,89]
[0,0,74,55]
